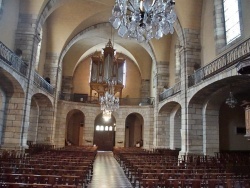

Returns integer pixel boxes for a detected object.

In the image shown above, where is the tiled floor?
[87,151,133,188]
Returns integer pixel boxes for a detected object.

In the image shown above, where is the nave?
[1,146,250,188]
[87,151,132,188]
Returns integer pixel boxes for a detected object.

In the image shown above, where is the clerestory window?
[223,0,241,44]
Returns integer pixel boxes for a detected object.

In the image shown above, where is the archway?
[219,93,250,151]
[28,93,54,144]
[125,113,144,148]
[66,110,85,146]
[93,113,116,151]
[0,87,6,145]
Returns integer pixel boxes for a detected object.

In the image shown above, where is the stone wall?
[54,101,154,149]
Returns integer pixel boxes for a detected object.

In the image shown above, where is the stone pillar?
[244,105,250,140]
[203,104,220,155]
[44,52,60,86]
[214,0,226,52]
[14,12,41,149]
[0,88,6,145]
[179,28,201,156]
[15,13,40,64]
[140,79,150,98]
[157,111,170,148]
[154,61,169,148]
[62,76,73,93]
[156,61,169,92]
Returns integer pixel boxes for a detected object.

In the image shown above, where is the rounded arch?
[188,75,250,155]
[93,113,116,151]
[0,69,25,148]
[66,109,85,146]
[0,87,7,145]
[28,93,54,144]
[158,101,181,149]
[60,23,154,79]
[124,112,144,148]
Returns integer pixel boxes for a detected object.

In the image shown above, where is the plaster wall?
[169,33,178,87]
[0,0,19,50]
[200,0,216,66]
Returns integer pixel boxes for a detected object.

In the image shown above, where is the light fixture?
[226,91,237,108]
[109,0,176,42]
[100,81,119,121]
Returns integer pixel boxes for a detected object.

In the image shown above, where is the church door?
[94,125,115,151]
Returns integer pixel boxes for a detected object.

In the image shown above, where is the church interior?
[0,0,250,187]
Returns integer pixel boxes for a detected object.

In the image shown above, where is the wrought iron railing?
[0,41,28,76]
[159,81,181,101]
[188,37,250,87]
[34,72,55,95]
[59,92,154,106]
[120,97,154,106]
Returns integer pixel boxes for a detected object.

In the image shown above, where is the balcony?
[59,92,154,106]
[0,41,28,76]
[160,37,250,102]
[33,72,55,95]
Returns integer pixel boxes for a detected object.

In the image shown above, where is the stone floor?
[87,151,133,188]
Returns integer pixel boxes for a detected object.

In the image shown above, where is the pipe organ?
[90,40,125,98]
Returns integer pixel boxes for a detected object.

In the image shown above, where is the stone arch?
[0,87,7,145]
[66,109,85,146]
[28,93,54,145]
[93,113,116,151]
[158,101,181,149]
[169,105,181,150]
[0,69,25,148]
[188,75,250,155]
[58,22,156,73]
[124,113,144,148]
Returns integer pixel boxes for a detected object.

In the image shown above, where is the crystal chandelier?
[109,0,176,42]
[225,92,237,108]
[100,81,119,121]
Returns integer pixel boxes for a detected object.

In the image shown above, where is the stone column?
[214,0,226,52]
[14,13,41,149]
[140,79,150,98]
[179,28,201,156]
[154,61,169,147]
[62,76,73,93]
[44,52,60,86]
[244,105,250,140]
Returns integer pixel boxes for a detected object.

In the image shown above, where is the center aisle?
[87,151,133,188]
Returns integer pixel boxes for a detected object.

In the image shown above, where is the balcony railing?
[0,41,28,76]
[59,92,154,106]
[159,81,181,102]
[34,72,55,95]
[188,37,250,87]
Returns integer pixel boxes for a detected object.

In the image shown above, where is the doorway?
[66,110,85,146]
[93,113,116,151]
[125,113,144,147]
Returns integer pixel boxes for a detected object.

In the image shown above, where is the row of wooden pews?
[113,147,250,188]
[0,145,97,188]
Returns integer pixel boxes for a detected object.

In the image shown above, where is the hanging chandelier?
[100,81,119,121]
[109,0,176,42]
[225,91,238,108]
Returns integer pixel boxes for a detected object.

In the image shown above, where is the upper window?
[223,0,241,44]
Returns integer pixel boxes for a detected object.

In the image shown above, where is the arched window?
[214,0,242,52]
[223,0,241,44]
